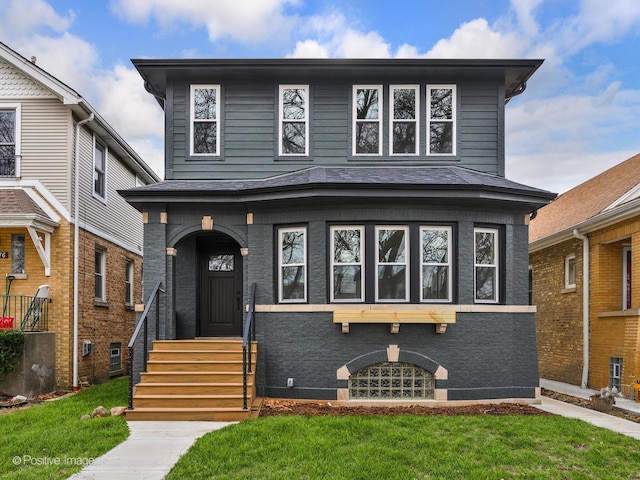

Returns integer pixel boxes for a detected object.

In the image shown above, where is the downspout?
[73,112,94,390]
[573,229,589,389]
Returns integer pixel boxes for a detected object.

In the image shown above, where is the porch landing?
[126,339,258,421]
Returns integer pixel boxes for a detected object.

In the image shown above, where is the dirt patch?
[259,399,552,417]
[0,390,72,415]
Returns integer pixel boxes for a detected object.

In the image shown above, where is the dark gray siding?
[167,80,503,181]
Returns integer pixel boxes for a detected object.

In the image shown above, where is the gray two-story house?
[122,59,555,421]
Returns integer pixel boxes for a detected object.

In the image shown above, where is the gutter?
[573,229,590,389]
[72,112,94,390]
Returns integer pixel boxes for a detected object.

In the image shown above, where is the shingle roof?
[0,189,48,217]
[529,152,640,242]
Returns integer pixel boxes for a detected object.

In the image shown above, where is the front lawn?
[0,378,129,480]
[168,414,640,479]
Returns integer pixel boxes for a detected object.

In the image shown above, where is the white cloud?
[110,0,300,44]
[289,40,329,58]
[0,0,73,39]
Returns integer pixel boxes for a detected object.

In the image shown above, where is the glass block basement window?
[349,362,434,399]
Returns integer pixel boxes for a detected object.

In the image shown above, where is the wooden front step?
[127,339,258,422]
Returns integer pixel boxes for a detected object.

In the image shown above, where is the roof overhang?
[132,58,544,108]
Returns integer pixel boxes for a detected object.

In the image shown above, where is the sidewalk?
[68,421,232,480]
[538,378,640,440]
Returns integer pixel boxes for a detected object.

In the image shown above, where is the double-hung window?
[427,85,455,155]
[125,259,134,306]
[474,228,499,303]
[278,227,307,302]
[94,139,106,200]
[421,226,452,302]
[376,226,409,302]
[331,226,364,302]
[565,254,576,290]
[191,85,220,156]
[280,86,308,155]
[11,233,25,274]
[623,246,632,310]
[390,86,419,155]
[95,248,106,302]
[353,86,382,155]
[0,105,20,177]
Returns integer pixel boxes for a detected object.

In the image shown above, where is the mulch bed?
[258,390,640,421]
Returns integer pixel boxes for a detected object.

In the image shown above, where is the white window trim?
[474,227,499,304]
[389,85,419,156]
[420,226,452,302]
[125,259,134,306]
[353,85,383,156]
[375,226,410,302]
[0,103,22,177]
[427,85,456,156]
[93,136,107,204]
[330,226,365,303]
[565,254,576,290]
[190,84,220,156]
[95,248,106,302]
[279,85,309,156]
[278,227,307,303]
[623,245,631,310]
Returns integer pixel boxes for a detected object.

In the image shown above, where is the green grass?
[167,414,640,479]
[0,378,129,480]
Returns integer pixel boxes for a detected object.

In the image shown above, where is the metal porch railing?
[242,283,257,410]
[0,294,50,331]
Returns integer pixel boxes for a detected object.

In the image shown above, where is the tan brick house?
[530,152,640,398]
[0,41,159,389]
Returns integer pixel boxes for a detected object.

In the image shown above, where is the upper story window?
[474,227,499,303]
[390,86,419,155]
[94,139,107,200]
[421,226,452,302]
[565,254,576,290]
[353,86,382,155]
[427,85,456,155]
[331,226,364,302]
[0,105,21,178]
[376,226,409,302]
[278,227,307,303]
[279,86,308,156]
[190,85,220,156]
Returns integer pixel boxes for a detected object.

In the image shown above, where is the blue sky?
[1,0,639,194]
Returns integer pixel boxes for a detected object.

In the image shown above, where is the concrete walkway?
[67,421,232,480]
[68,380,640,479]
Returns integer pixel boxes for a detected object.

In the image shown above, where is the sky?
[1,0,639,194]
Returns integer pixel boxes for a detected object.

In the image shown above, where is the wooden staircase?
[126,339,258,421]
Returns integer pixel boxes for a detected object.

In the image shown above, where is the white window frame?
[389,85,419,156]
[565,254,576,289]
[375,226,410,302]
[474,227,499,303]
[610,356,622,389]
[427,85,456,156]
[0,103,22,177]
[279,85,309,156]
[330,226,365,303]
[190,84,220,156]
[420,226,452,302]
[278,227,307,303]
[353,85,383,156]
[623,245,631,310]
[125,259,134,306]
[93,136,107,203]
[95,248,106,302]
[109,342,122,372]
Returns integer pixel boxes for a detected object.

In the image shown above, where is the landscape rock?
[110,406,127,417]
[91,406,110,418]
[80,414,91,420]
[11,395,27,404]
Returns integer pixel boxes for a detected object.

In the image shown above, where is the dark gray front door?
[199,250,243,336]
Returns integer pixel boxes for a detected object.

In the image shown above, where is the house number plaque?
[0,252,8,259]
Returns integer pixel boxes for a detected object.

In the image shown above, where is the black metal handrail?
[242,283,257,410]
[127,281,164,409]
[0,294,51,331]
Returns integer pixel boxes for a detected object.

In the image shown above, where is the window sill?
[125,304,135,311]
[7,273,28,280]
[561,286,577,294]
[598,309,640,318]
[94,300,110,308]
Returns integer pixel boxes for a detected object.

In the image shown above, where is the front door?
[199,248,243,337]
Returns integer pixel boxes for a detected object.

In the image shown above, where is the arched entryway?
[196,232,243,337]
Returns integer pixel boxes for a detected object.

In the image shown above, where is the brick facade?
[531,238,584,385]
[1,223,141,387]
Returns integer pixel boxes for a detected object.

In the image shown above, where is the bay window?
[331,226,364,302]
[421,226,452,302]
[376,226,409,302]
[474,228,499,303]
[278,227,307,302]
